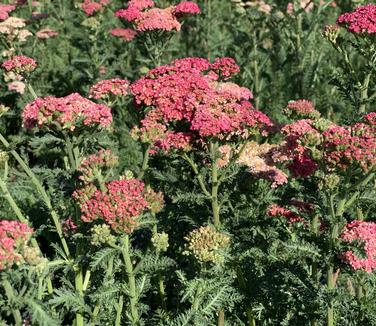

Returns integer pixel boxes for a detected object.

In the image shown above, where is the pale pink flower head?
[7,80,25,94]
[0,5,16,21]
[337,4,376,35]
[89,78,130,100]
[174,1,201,16]
[36,28,58,39]
[22,93,112,131]
[341,220,376,273]
[1,55,37,75]
[110,28,137,41]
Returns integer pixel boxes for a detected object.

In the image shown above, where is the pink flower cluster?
[78,149,118,183]
[0,220,32,270]
[131,57,271,153]
[1,55,37,74]
[341,220,376,273]
[36,28,59,39]
[110,28,137,41]
[81,0,110,16]
[74,179,156,233]
[284,100,320,119]
[22,93,112,131]
[0,4,15,21]
[323,122,376,172]
[89,78,130,100]
[337,4,376,34]
[115,0,200,33]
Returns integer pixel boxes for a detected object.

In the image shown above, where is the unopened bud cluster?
[184,226,230,264]
[151,232,169,253]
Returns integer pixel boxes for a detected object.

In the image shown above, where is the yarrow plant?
[89,78,130,101]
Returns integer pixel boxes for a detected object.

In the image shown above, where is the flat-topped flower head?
[22,93,112,131]
[341,220,376,273]
[110,28,137,41]
[81,0,110,16]
[337,4,376,34]
[284,99,320,119]
[0,4,16,21]
[174,1,201,16]
[74,178,163,233]
[115,0,200,33]
[1,55,37,75]
[36,28,58,39]
[89,78,130,100]
[0,220,33,270]
[131,57,270,153]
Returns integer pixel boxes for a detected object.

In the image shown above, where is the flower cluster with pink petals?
[89,78,130,100]
[78,150,118,183]
[130,57,271,153]
[284,99,320,119]
[0,220,33,270]
[81,0,110,16]
[0,4,15,21]
[22,93,112,131]
[115,0,200,34]
[337,4,376,34]
[1,55,37,74]
[74,179,163,233]
[110,28,138,41]
[341,220,376,273]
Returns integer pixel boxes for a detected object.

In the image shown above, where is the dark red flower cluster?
[22,93,112,131]
[74,179,163,233]
[337,4,376,34]
[114,0,200,34]
[0,220,33,270]
[130,57,271,153]
[341,220,376,273]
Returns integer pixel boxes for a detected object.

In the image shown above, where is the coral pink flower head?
[110,28,137,41]
[1,55,37,74]
[341,220,376,273]
[0,5,16,21]
[89,78,130,99]
[128,0,155,10]
[135,7,181,32]
[174,1,201,16]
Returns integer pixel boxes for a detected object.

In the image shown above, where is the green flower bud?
[91,224,116,246]
[151,232,169,253]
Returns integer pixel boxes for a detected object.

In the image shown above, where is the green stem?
[64,134,77,171]
[236,267,256,326]
[75,267,84,326]
[327,265,335,326]
[138,144,150,180]
[26,81,38,99]
[2,279,23,326]
[121,235,139,324]
[210,142,220,228]
[217,309,224,326]
[359,72,371,113]
[182,153,211,198]
[115,295,124,326]
[0,133,71,259]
